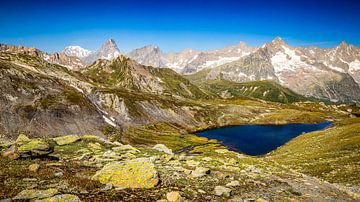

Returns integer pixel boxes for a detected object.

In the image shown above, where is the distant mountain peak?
[100,39,120,51]
[271,37,285,45]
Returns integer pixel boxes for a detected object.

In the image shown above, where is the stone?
[191,167,210,178]
[112,145,139,154]
[16,134,30,144]
[198,189,206,194]
[214,186,232,197]
[92,158,159,189]
[12,188,58,200]
[54,172,63,177]
[153,144,173,155]
[18,140,52,158]
[2,145,20,160]
[88,143,103,152]
[226,180,240,187]
[202,157,213,161]
[166,191,182,202]
[215,149,229,154]
[185,160,200,167]
[101,184,113,191]
[53,135,80,146]
[29,163,40,172]
[34,194,81,202]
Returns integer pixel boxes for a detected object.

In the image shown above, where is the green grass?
[267,120,360,186]
[197,79,308,104]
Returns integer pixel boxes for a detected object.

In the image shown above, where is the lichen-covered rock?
[34,194,81,202]
[226,180,240,187]
[18,140,52,157]
[112,144,139,154]
[29,163,40,172]
[92,158,159,189]
[153,144,173,155]
[12,188,58,200]
[87,142,103,152]
[166,191,182,202]
[191,167,210,178]
[16,134,30,144]
[53,135,80,146]
[214,186,232,197]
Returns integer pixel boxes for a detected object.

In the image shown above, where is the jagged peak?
[100,38,119,50]
[271,37,285,45]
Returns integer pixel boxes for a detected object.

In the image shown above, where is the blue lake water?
[196,122,332,156]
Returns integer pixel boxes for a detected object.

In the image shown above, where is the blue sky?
[1,0,360,53]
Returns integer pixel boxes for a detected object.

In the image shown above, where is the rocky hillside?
[1,121,359,201]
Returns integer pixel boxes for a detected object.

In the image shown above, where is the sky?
[1,0,360,53]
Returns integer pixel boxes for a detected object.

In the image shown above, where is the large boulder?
[214,186,232,197]
[53,135,80,146]
[153,144,173,155]
[191,167,210,178]
[92,158,159,189]
[18,140,53,158]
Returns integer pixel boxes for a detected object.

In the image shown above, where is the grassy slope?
[197,79,308,103]
[267,118,360,186]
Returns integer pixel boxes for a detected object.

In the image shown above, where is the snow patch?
[103,115,117,127]
[349,60,360,74]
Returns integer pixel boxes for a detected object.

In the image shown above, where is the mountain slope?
[197,79,308,103]
[189,37,360,103]
[82,55,208,99]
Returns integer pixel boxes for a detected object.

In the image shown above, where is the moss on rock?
[92,158,159,189]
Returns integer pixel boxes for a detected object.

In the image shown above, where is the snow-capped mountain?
[127,41,257,74]
[63,45,92,59]
[62,39,121,65]
[200,37,360,102]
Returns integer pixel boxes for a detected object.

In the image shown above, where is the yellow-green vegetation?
[92,158,159,188]
[53,135,80,146]
[268,118,360,186]
[122,122,217,151]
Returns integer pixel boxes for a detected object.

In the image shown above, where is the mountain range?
[1,37,360,103]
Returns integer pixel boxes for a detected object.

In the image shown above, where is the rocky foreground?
[1,129,359,201]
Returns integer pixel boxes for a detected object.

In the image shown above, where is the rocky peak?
[98,39,120,54]
[272,37,285,45]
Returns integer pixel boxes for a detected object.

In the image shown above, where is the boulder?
[29,163,40,172]
[226,180,240,187]
[191,167,210,178]
[53,135,80,146]
[2,145,20,160]
[214,186,232,197]
[153,144,173,155]
[18,140,52,158]
[166,191,182,202]
[16,134,30,144]
[34,194,81,202]
[92,158,159,189]
[112,145,139,154]
[12,188,58,200]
